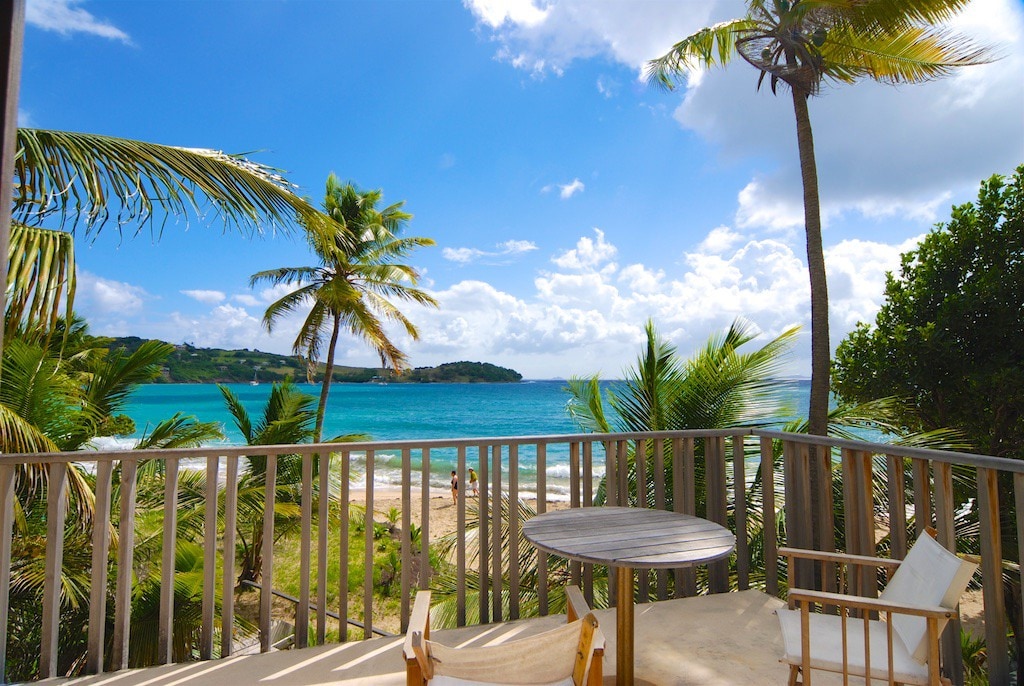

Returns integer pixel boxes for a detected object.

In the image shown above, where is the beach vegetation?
[647,0,996,555]
[251,174,439,441]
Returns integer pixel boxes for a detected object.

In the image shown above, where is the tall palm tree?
[646,0,993,440]
[251,174,438,441]
[647,1,993,555]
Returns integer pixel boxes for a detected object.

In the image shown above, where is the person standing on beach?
[469,468,479,497]
[450,470,458,505]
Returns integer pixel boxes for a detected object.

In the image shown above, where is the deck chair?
[403,585,604,686]
[776,530,977,685]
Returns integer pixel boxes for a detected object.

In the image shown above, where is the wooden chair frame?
[780,545,957,686]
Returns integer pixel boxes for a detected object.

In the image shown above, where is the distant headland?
[106,337,522,384]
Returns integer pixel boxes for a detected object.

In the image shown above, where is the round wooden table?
[523,506,735,686]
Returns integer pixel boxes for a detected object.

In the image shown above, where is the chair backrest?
[879,532,977,662]
[425,615,592,685]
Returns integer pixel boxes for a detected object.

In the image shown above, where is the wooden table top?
[522,506,735,569]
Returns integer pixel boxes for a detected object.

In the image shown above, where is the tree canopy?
[832,165,1024,459]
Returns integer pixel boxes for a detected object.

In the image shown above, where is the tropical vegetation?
[833,164,1024,675]
[429,319,800,623]
[251,173,438,441]
[1,128,348,678]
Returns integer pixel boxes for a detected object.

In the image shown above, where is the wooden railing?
[0,429,1020,684]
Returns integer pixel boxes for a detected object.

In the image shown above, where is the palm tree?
[251,174,438,441]
[646,0,993,441]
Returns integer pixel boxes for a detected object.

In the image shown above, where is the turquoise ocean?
[114,379,811,499]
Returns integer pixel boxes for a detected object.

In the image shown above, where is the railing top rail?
[0,428,744,466]
[752,429,1024,474]
[3,427,1020,475]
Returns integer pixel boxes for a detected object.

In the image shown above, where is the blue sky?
[19,0,1024,379]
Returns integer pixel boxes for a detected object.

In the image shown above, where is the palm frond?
[13,128,333,239]
[134,412,224,449]
[645,19,755,89]
[5,224,76,343]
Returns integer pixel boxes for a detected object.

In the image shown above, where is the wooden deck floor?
[52,591,843,686]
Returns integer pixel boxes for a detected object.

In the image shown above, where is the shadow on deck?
[55,591,843,686]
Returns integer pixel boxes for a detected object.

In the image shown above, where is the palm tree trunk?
[314,312,342,442]
[791,87,831,555]
[790,89,830,437]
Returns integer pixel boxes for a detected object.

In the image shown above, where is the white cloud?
[825,235,923,329]
[559,178,585,199]
[466,0,1024,235]
[78,271,146,315]
[551,228,616,270]
[498,239,539,254]
[697,225,744,253]
[231,294,261,307]
[27,0,132,43]
[465,0,550,29]
[80,224,927,378]
[464,0,718,76]
[596,75,618,98]
[180,289,226,304]
[442,239,538,264]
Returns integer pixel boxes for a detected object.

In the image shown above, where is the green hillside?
[105,337,521,384]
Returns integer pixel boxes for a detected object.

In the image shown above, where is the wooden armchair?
[777,531,976,686]
[403,585,604,686]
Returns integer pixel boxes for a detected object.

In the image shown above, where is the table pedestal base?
[615,566,634,686]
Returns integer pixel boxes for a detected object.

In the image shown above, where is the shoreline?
[349,486,569,540]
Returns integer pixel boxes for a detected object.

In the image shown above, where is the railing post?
[201,455,219,659]
[158,458,179,664]
[976,467,1009,684]
[86,461,114,674]
[508,443,520,620]
[40,463,69,679]
[340,450,351,640]
[490,444,502,622]
[315,451,328,645]
[0,465,16,683]
[296,451,312,649]
[111,459,138,671]
[933,461,964,684]
[733,434,749,591]
[223,455,240,656]
[456,445,467,626]
[399,448,410,633]
[259,454,277,653]
[536,443,548,616]
[478,444,489,624]
[363,449,375,640]
[759,437,778,596]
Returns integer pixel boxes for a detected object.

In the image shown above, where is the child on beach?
[469,468,478,496]
[450,470,458,505]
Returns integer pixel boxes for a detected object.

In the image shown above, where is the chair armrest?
[779,547,903,572]
[565,585,591,623]
[788,588,956,619]
[403,591,432,660]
